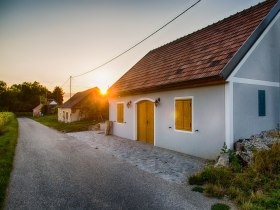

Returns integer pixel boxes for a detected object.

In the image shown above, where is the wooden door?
[137,101,154,144]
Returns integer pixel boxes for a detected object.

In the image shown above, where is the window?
[175,98,192,131]
[117,103,124,123]
[63,111,65,118]
[258,90,266,116]
[66,112,68,120]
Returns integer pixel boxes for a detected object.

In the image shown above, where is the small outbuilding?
[33,104,43,117]
[58,87,108,123]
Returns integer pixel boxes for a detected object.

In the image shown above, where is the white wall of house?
[227,11,280,142]
[109,85,225,159]
[58,108,82,123]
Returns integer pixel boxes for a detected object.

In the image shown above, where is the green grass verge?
[189,142,280,210]
[211,203,230,210]
[30,115,96,133]
[0,113,18,209]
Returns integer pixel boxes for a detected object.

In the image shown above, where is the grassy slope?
[31,115,96,133]
[0,115,18,209]
[189,142,280,210]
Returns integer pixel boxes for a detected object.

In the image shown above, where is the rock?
[105,120,113,135]
[234,142,245,152]
[236,151,252,166]
[215,153,229,168]
[233,129,280,166]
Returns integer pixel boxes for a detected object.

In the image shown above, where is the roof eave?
[109,76,225,97]
[220,1,280,80]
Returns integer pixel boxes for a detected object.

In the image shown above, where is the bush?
[229,150,242,172]
[188,142,280,209]
[211,203,230,210]
[191,186,204,193]
[188,166,233,187]
[0,112,14,134]
[252,142,280,175]
[205,184,225,198]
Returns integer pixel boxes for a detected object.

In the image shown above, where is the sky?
[0,0,264,100]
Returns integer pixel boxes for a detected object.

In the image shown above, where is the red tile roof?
[60,87,100,109]
[110,0,277,96]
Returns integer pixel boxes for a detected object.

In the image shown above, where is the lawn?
[31,115,96,133]
[0,113,18,210]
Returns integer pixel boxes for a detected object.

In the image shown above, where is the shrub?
[0,112,14,134]
[211,203,230,210]
[205,184,225,198]
[188,166,233,187]
[191,186,204,193]
[251,142,280,175]
[188,142,280,210]
[229,150,242,172]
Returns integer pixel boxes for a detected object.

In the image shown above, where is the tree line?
[0,80,64,112]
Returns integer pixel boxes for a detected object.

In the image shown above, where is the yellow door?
[137,101,154,144]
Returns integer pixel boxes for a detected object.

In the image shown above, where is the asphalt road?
[4,118,223,210]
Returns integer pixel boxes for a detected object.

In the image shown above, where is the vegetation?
[31,114,96,133]
[0,80,64,112]
[211,203,230,210]
[189,142,280,210]
[191,186,204,193]
[0,112,14,134]
[0,113,18,209]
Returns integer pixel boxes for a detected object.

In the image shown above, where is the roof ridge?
[148,0,274,54]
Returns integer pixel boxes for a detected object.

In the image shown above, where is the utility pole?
[70,76,72,98]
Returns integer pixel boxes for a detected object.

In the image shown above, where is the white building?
[58,87,108,123]
[108,0,280,159]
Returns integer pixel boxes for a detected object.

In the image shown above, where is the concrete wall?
[109,85,225,159]
[228,11,280,141]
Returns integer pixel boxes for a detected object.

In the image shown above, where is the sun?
[99,87,108,95]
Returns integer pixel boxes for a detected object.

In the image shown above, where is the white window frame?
[174,96,194,133]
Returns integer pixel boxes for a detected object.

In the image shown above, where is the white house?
[58,87,108,123]
[108,0,280,159]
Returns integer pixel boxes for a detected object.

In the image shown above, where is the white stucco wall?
[109,85,225,159]
[58,108,81,123]
[227,11,280,141]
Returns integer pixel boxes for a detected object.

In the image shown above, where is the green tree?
[0,81,8,111]
[52,86,64,105]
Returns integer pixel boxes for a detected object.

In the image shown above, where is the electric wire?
[61,77,70,88]
[71,0,201,78]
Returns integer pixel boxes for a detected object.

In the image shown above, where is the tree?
[52,86,64,105]
[0,81,8,111]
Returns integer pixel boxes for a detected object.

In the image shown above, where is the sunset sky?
[0,0,264,100]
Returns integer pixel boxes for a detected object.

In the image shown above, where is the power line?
[72,0,201,78]
[61,77,70,88]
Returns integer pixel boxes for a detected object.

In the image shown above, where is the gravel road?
[4,118,229,210]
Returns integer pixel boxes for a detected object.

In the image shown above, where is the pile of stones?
[215,129,280,167]
[234,129,280,166]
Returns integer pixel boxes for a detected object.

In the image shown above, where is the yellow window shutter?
[183,99,192,131]
[175,100,184,130]
[117,103,124,123]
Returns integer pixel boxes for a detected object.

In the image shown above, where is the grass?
[211,203,230,210]
[189,142,280,210]
[0,113,18,209]
[192,186,204,193]
[30,114,97,133]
